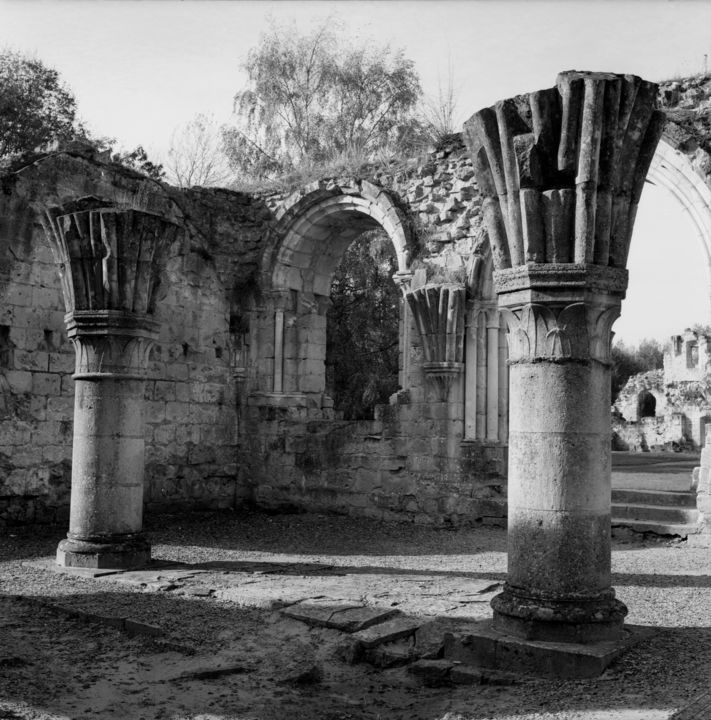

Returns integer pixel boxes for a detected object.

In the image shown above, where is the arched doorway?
[260,182,412,408]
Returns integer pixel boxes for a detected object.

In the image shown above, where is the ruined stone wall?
[239,137,507,526]
[0,154,253,527]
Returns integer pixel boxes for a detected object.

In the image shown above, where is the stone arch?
[259,180,413,401]
[266,180,413,297]
[647,138,711,306]
[638,389,657,418]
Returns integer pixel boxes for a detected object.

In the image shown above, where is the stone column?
[485,313,500,441]
[464,308,478,438]
[464,71,665,643]
[41,206,178,568]
[60,312,157,567]
[273,309,285,393]
[405,284,465,401]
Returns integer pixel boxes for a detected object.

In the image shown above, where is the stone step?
[611,518,699,537]
[611,502,699,524]
[612,488,696,508]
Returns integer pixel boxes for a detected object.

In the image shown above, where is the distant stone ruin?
[614,328,711,451]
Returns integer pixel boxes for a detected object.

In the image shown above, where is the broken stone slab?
[353,616,422,649]
[366,638,416,668]
[281,602,399,632]
[328,606,401,633]
[407,659,455,687]
[337,616,423,665]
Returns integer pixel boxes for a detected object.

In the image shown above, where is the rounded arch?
[265,180,413,296]
[637,389,657,418]
[647,138,711,290]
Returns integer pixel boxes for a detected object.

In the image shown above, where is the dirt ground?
[2,506,711,720]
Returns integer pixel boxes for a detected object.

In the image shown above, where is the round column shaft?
[490,266,628,643]
[56,312,157,569]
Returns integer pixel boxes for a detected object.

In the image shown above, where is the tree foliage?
[0,49,78,159]
[164,114,233,188]
[224,21,424,179]
[611,338,665,402]
[326,231,401,420]
[112,144,165,181]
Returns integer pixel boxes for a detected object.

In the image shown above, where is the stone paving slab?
[282,602,400,632]
[351,616,422,649]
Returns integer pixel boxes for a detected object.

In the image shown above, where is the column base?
[491,585,628,644]
[56,534,151,570]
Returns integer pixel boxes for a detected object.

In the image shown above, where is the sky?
[1,0,710,345]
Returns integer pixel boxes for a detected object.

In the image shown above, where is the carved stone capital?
[41,205,179,316]
[65,310,158,379]
[405,284,466,398]
[495,263,625,364]
[500,299,620,364]
[464,71,665,273]
[494,263,628,298]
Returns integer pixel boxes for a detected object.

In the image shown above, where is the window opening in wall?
[325,229,400,420]
[687,341,699,368]
[638,390,657,418]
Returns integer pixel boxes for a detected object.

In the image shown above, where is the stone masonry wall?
[240,137,507,526]
[0,154,251,527]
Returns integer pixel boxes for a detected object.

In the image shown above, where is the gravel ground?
[1,510,710,720]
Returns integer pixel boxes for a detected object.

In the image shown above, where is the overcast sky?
[1,0,710,344]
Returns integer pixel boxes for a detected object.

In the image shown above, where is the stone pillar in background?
[464,71,665,643]
[405,284,465,401]
[41,206,178,568]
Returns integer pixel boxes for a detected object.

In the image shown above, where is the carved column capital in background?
[405,283,465,400]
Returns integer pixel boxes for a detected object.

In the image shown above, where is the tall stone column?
[41,205,178,568]
[464,71,665,643]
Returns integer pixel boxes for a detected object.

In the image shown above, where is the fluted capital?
[41,205,180,316]
[464,71,666,272]
[405,284,465,398]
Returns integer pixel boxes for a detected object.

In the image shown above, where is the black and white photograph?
[2,1,711,718]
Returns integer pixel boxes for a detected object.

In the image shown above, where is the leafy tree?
[611,338,664,402]
[326,231,400,420]
[164,114,233,188]
[0,49,78,159]
[112,145,165,181]
[224,21,423,179]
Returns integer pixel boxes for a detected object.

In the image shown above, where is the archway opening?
[268,188,409,407]
[638,390,657,418]
[326,229,400,420]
